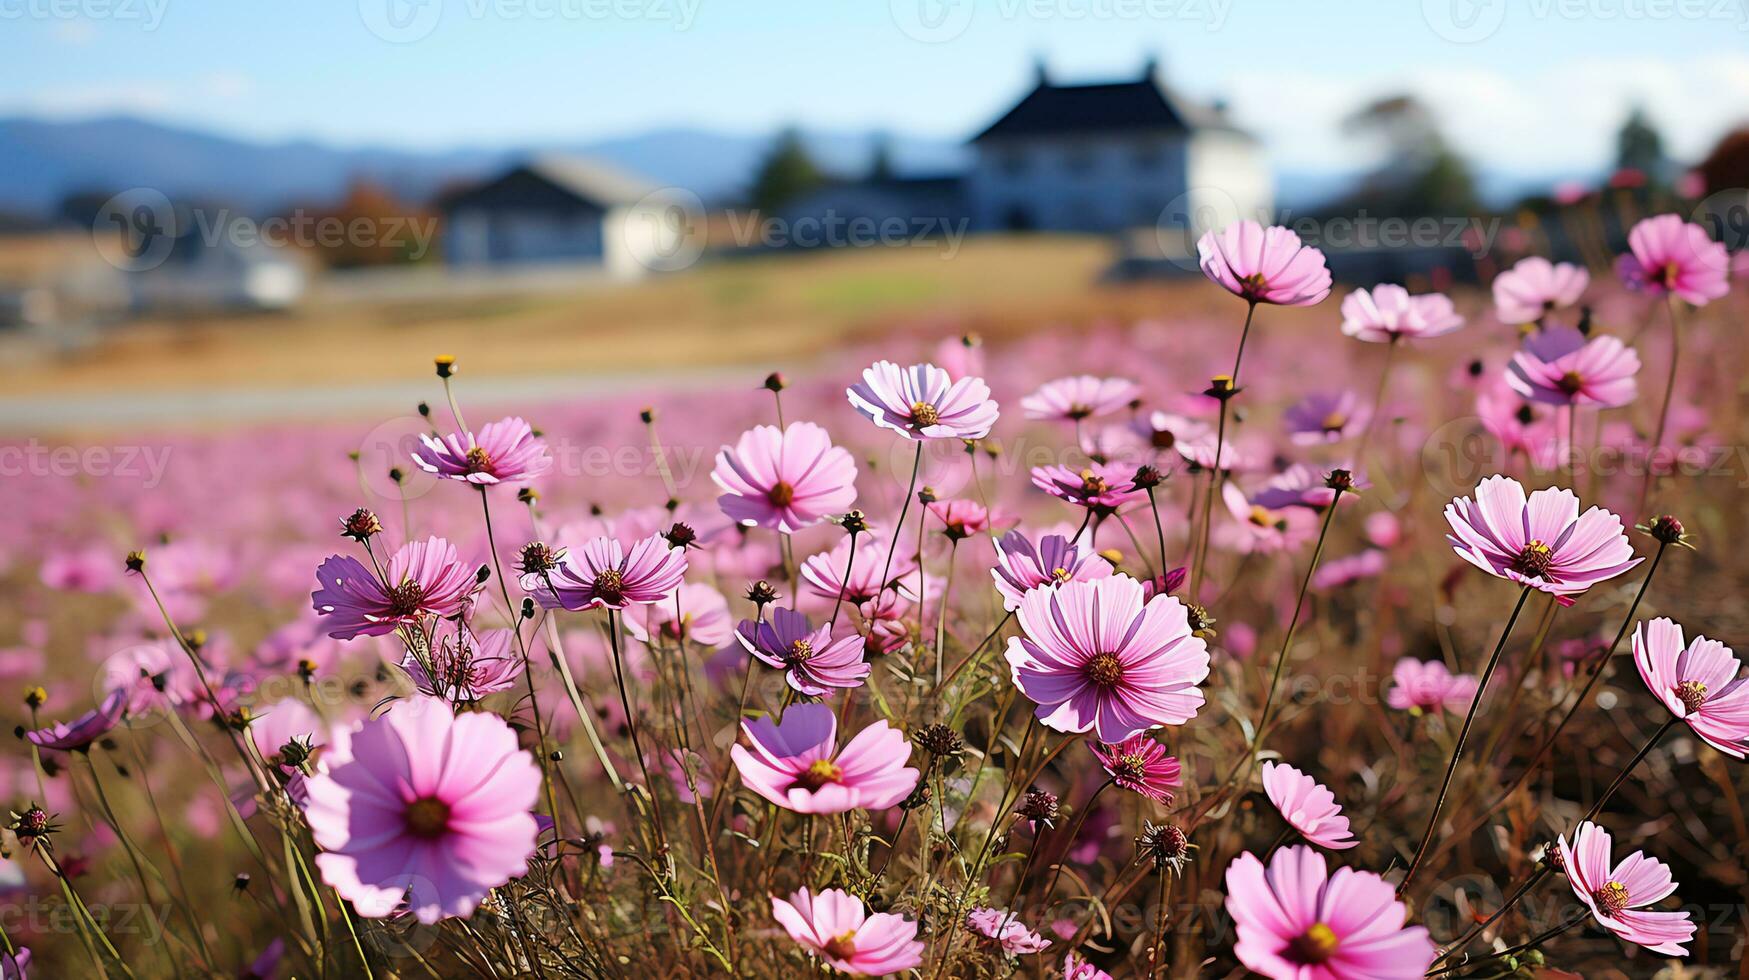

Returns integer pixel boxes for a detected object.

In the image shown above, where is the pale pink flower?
[1615,214,1730,306]
[1062,950,1112,980]
[737,607,869,696]
[1090,734,1180,804]
[927,499,1001,539]
[522,533,686,612]
[1224,846,1434,979]
[712,422,858,533]
[1385,658,1477,714]
[1444,475,1640,599]
[1506,325,1640,408]
[1312,549,1388,591]
[729,703,918,814]
[1633,617,1749,757]
[1283,390,1368,445]
[1558,821,1695,955]
[249,698,328,764]
[801,535,917,608]
[1130,411,1208,453]
[1198,220,1332,306]
[399,627,524,702]
[1493,257,1589,324]
[1004,575,1209,742]
[1021,376,1141,422]
[1261,762,1356,850]
[846,360,998,440]
[312,537,483,640]
[412,416,551,486]
[966,907,1052,955]
[623,582,733,648]
[990,530,1113,611]
[1220,482,1320,554]
[305,697,540,923]
[1030,462,1141,514]
[1339,284,1464,342]
[770,887,923,977]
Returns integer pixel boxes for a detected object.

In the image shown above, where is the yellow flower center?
[910,401,941,427]
[1675,680,1708,714]
[1593,880,1631,917]
[795,759,843,791]
[1086,653,1125,688]
[463,445,493,473]
[1286,922,1340,963]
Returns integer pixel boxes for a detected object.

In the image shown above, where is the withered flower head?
[340,507,383,542]
[1136,821,1192,873]
[1017,788,1060,829]
[664,523,697,550]
[913,723,963,759]
[746,580,781,607]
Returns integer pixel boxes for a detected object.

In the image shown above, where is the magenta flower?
[801,535,917,608]
[1385,658,1477,715]
[1197,220,1332,307]
[312,537,483,640]
[1557,821,1695,955]
[623,582,733,648]
[1444,475,1640,599]
[399,627,524,702]
[1283,390,1368,445]
[1030,462,1141,514]
[1062,951,1112,980]
[1312,549,1388,591]
[737,607,869,696]
[1506,325,1640,408]
[249,698,328,765]
[24,689,127,752]
[1020,375,1141,422]
[1224,846,1434,979]
[1004,575,1209,742]
[713,422,858,534]
[770,887,924,977]
[1260,762,1356,850]
[1493,257,1589,324]
[523,533,686,612]
[1090,734,1181,804]
[412,416,551,486]
[305,697,540,923]
[846,360,998,440]
[1339,284,1464,342]
[1615,214,1730,306]
[928,499,1004,539]
[990,530,1113,611]
[966,907,1052,955]
[729,703,918,814]
[1633,617,1749,757]
[1219,482,1320,555]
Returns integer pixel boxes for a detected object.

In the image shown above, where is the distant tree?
[287,181,435,268]
[868,133,896,183]
[749,128,823,213]
[1332,95,1479,218]
[1615,106,1666,180]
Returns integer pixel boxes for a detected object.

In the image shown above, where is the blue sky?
[5,0,1748,173]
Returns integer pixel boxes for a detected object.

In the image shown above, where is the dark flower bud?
[23,687,46,710]
[1576,307,1593,336]
[763,372,787,393]
[433,355,457,378]
[1017,788,1059,829]
[233,873,252,893]
[1541,842,1566,874]
[664,523,697,550]
[521,598,536,620]
[388,467,405,485]
[1136,821,1192,873]
[1325,468,1355,493]
[899,782,933,811]
[913,724,963,759]
[124,550,146,574]
[746,580,781,607]
[1515,404,1536,426]
[1638,514,1692,549]
[278,735,315,769]
[297,658,318,682]
[475,566,492,584]
[840,510,869,536]
[9,804,56,846]
[917,486,938,505]
[340,507,383,542]
[416,401,431,418]
[1185,604,1217,639]
[1467,359,1484,378]
[639,407,656,424]
[517,541,565,575]
[1205,376,1237,401]
[517,487,540,505]
[1131,465,1165,490]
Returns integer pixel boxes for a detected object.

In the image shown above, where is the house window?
[1133,140,1163,170]
[999,149,1029,177]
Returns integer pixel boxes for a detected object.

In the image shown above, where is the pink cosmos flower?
[412,416,551,486]
[1090,734,1181,804]
[737,607,870,696]
[1615,214,1730,306]
[249,698,328,764]
[1030,462,1141,514]
[1385,658,1478,714]
[1633,617,1749,757]
[522,533,686,612]
[101,640,198,716]
[1557,821,1695,955]
[1283,390,1368,445]
[1062,951,1112,980]
[966,907,1052,955]
[1261,762,1356,850]
[712,422,858,533]
[1130,410,1208,454]
[1220,483,1320,555]
[801,535,918,608]
[1506,325,1640,408]
[399,627,524,702]
[39,544,116,593]
[1021,375,1141,422]
[1444,475,1640,599]
[770,887,924,977]
[1339,285,1464,342]
[1493,257,1589,324]
[1197,220,1332,307]
[305,697,540,923]
[1004,575,1209,742]
[990,530,1114,611]
[729,703,918,814]
[1224,846,1434,979]
[1176,433,1255,473]
[24,689,127,752]
[312,537,483,640]
[1249,464,1362,512]
[623,582,733,649]
[0,947,26,980]
[1312,549,1388,591]
[928,499,1005,540]
[846,360,999,440]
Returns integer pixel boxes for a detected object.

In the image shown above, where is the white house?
[966,59,1271,240]
[440,155,685,278]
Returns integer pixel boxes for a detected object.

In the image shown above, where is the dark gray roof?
[972,67,1245,142]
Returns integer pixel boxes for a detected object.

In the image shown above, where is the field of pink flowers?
[2,214,1746,978]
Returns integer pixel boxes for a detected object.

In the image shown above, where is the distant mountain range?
[0,113,1567,223]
